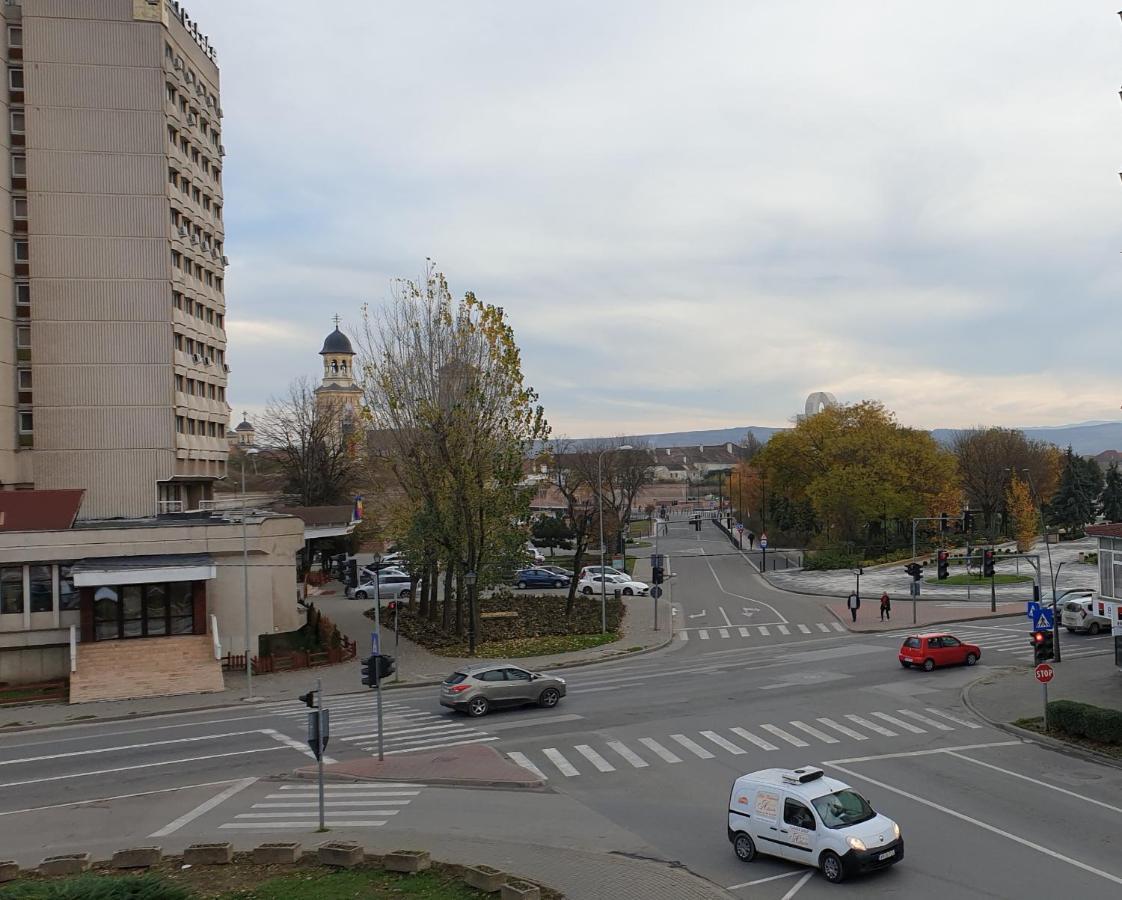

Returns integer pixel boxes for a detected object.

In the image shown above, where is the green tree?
[1005,473,1037,552]
[1049,446,1094,535]
[531,514,573,555]
[1102,462,1122,523]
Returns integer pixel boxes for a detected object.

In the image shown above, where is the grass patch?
[445,632,619,659]
[925,573,1033,586]
[215,868,485,899]
[0,682,66,706]
[0,873,191,899]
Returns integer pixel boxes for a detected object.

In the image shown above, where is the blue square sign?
[1027,601,1040,620]
[1032,608,1054,630]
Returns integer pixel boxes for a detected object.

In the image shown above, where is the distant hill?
[573,421,1122,456]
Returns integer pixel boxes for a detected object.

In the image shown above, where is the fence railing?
[221,606,357,674]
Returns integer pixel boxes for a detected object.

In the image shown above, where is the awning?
[71,553,216,587]
[304,523,358,540]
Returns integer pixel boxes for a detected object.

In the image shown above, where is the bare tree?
[567,441,654,559]
[255,376,362,506]
[547,441,599,615]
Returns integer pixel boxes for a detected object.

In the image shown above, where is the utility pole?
[373,559,384,760]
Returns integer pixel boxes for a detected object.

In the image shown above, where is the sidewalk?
[828,598,1028,633]
[965,653,1122,726]
[0,580,672,729]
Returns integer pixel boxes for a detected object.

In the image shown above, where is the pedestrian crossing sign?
[1033,608,1053,630]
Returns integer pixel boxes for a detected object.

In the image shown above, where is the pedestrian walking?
[847,591,860,623]
[879,591,891,622]
[747,531,756,549]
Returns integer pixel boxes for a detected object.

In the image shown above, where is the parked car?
[1061,596,1111,635]
[440,662,566,717]
[524,543,546,564]
[579,565,626,580]
[360,565,408,582]
[899,633,981,671]
[513,568,569,589]
[348,574,413,600]
[1042,588,1092,611]
[577,573,649,596]
[537,565,574,581]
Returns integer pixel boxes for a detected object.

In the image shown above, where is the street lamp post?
[598,444,632,635]
[241,447,259,698]
[465,570,477,654]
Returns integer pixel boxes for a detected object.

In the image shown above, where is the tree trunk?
[442,566,454,624]
[455,580,463,636]
[445,571,457,631]
[428,563,440,621]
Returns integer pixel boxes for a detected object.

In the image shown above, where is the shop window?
[93,586,119,640]
[29,565,51,613]
[170,582,194,634]
[58,565,79,611]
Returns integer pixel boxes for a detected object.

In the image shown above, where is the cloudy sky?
[192,1,1122,437]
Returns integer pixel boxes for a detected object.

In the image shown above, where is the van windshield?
[811,789,876,829]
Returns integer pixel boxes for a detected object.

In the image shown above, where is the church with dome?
[314,317,363,432]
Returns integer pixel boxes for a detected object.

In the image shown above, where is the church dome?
[235,419,254,432]
[320,326,354,355]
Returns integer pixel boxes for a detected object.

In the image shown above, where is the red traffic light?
[1032,631,1045,643]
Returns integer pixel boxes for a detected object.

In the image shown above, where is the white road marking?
[607,740,649,768]
[825,739,1022,765]
[701,553,789,623]
[728,869,805,889]
[730,727,779,751]
[483,714,584,732]
[638,737,682,763]
[777,625,790,635]
[758,626,770,636]
[699,630,710,639]
[896,709,952,731]
[816,718,867,741]
[827,762,1122,888]
[844,714,896,737]
[0,730,269,767]
[944,751,1122,815]
[343,724,463,741]
[831,623,846,632]
[780,871,814,900]
[719,607,733,626]
[924,708,982,729]
[542,748,579,776]
[262,729,336,764]
[149,777,257,837]
[253,800,411,808]
[383,736,498,755]
[276,782,421,789]
[798,625,812,634]
[871,712,925,734]
[507,751,547,781]
[670,734,714,759]
[219,821,390,829]
[788,721,839,744]
[678,629,689,641]
[739,627,751,637]
[719,628,730,638]
[759,724,809,747]
[574,744,615,772]
[0,779,242,819]
[700,731,746,755]
[235,810,401,819]
[816,623,831,633]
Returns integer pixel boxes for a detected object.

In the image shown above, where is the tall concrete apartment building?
[1,0,228,518]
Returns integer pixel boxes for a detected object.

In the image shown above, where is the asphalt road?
[1,519,1120,899]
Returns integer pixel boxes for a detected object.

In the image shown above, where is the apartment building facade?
[1,0,229,519]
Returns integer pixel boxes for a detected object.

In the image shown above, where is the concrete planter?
[253,842,301,865]
[0,861,19,883]
[464,864,506,892]
[317,841,363,868]
[501,881,541,900]
[383,849,431,873]
[111,847,162,869]
[183,842,233,865]
[39,853,90,877]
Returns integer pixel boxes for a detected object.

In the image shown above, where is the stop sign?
[1034,663,1054,684]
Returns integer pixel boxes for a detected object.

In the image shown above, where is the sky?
[191,1,1122,438]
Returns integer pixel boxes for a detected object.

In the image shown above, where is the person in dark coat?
[847,592,860,623]
[880,591,891,622]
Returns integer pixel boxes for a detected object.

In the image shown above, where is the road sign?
[759,537,768,550]
[1034,663,1054,684]
[736,522,744,533]
[1032,608,1054,630]
[307,707,331,759]
[650,585,663,599]
[370,631,380,656]
[1026,601,1040,620]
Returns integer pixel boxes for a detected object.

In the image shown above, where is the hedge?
[1046,700,1122,745]
[804,549,862,571]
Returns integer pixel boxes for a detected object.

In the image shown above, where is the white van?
[727,766,903,883]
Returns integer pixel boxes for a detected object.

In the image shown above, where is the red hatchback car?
[899,633,981,671]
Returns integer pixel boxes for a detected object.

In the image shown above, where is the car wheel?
[355,591,368,600]
[733,833,756,863]
[623,587,633,596]
[1089,622,1101,635]
[820,850,845,883]
[922,658,935,672]
[517,581,528,590]
[582,587,593,595]
[467,696,490,718]
[965,653,978,666]
[538,688,561,708]
[900,660,911,668]
[1065,627,1075,632]
[554,581,564,589]
[398,589,410,599]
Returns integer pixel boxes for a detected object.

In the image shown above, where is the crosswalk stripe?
[221,821,389,829]
[253,801,410,808]
[678,630,689,641]
[670,734,714,759]
[607,740,649,768]
[235,810,400,818]
[777,625,790,635]
[758,626,770,636]
[730,727,779,751]
[277,783,421,790]
[368,730,488,749]
[789,720,839,744]
[700,731,747,755]
[543,748,579,776]
[816,623,831,633]
[923,708,982,729]
[896,709,953,731]
[798,625,812,634]
[508,751,548,781]
[699,630,710,640]
[871,712,925,734]
[575,744,615,772]
[383,736,498,755]
[739,627,751,637]
[343,724,466,742]
[638,737,682,763]
[816,718,867,741]
[845,714,896,737]
[759,724,809,747]
[831,622,846,632]
[719,628,730,638]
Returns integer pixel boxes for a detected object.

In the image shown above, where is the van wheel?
[820,850,845,883]
[965,653,977,666]
[733,833,756,862]
[1089,622,1101,635]
[922,658,935,672]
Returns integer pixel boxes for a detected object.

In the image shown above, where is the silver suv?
[440,663,566,718]
[1060,596,1111,635]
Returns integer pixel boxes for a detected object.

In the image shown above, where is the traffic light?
[375,654,396,684]
[904,562,924,581]
[1031,630,1054,663]
[937,550,949,580]
[963,510,974,532]
[361,655,376,688]
[652,566,664,585]
[983,549,995,578]
[298,690,317,708]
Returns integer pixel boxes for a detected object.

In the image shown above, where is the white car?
[360,565,408,582]
[1060,596,1111,635]
[728,766,902,883]
[578,573,649,596]
[525,544,546,564]
[348,575,413,601]
[579,565,626,580]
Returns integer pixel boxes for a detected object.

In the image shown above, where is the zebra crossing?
[505,707,982,780]
[267,695,493,756]
[943,625,1114,662]
[678,622,846,641]
[218,782,424,830]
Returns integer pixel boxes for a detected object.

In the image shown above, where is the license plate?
[878,850,895,861]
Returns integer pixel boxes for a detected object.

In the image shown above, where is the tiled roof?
[0,489,85,531]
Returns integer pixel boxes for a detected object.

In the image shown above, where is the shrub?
[0,874,190,900]
[1046,700,1122,745]
[804,548,862,571]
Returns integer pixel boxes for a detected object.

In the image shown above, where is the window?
[174,374,183,392]
[1100,551,1113,599]
[18,411,32,433]
[18,369,31,390]
[11,155,26,176]
[165,42,173,60]
[8,26,23,48]
[93,586,119,640]
[208,421,217,437]
[12,197,27,219]
[504,668,532,682]
[783,799,816,831]
[15,282,29,305]
[8,68,23,90]
[187,418,196,435]
[186,377,195,395]
[29,565,51,613]
[478,670,506,682]
[170,249,181,269]
[58,565,79,611]
[174,333,184,351]
[185,338,194,354]
[216,314,224,330]
[206,308,214,324]
[175,415,185,434]
[14,239,29,261]
[1,567,24,615]
[940,637,961,648]
[811,789,876,829]
[10,110,25,133]
[170,582,194,634]
[166,83,176,104]
[16,326,31,348]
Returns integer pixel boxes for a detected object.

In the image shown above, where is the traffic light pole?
[316,677,325,831]
[373,566,384,761]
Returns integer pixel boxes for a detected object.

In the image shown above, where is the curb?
[961,671,1122,772]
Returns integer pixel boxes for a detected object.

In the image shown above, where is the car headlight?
[555,678,566,685]
[847,837,866,852]
[892,822,901,840]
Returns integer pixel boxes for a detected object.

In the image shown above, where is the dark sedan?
[513,568,568,589]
